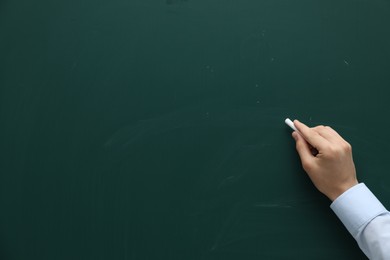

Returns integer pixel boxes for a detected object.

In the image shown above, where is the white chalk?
[285,118,297,131]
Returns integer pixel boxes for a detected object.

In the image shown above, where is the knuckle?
[302,160,313,171]
[295,141,304,150]
[327,143,351,157]
[316,125,326,131]
[326,145,340,158]
[343,142,352,152]
[322,144,333,153]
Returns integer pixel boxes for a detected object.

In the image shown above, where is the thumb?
[292,132,314,169]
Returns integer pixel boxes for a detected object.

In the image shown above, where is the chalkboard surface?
[1,0,390,259]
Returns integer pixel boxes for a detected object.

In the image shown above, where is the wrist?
[327,180,359,201]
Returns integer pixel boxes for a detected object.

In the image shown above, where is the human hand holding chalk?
[286,118,358,201]
[285,118,318,156]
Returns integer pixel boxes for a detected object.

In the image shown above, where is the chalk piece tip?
[285,118,297,131]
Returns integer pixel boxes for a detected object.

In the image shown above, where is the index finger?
[314,125,345,144]
[293,120,329,149]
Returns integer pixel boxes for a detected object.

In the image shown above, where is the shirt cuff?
[330,183,388,238]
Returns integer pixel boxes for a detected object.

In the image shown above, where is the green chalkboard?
[1,0,390,259]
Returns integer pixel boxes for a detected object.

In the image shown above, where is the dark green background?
[1,0,390,259]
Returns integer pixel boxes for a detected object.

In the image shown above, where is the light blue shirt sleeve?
[330,183,390,259]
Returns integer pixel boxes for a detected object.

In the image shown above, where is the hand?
[292,120,358,201]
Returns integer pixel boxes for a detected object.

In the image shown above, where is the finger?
[292,131,315,170]
[314,125,348,145]
[312,126,340,143]
[294,120,328,149]
[323,126,347,142]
